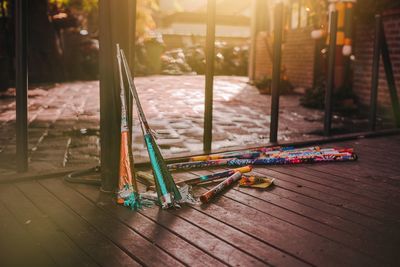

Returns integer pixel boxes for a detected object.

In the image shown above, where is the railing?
[13,1,400,184]
[369,14,400,130]
[15,0,28,172]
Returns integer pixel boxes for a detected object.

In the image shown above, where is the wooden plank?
[15,180,141,267]
[305,156,400,185]
[185,170,399,265]
[337,139,400,173]
[38,178,185,267]
[356,137,400,153]
[135,198,269,266]
[267,166,400,209]
[0,198,56,267]
[134,174,309,267]
[257,179,392,231]
[2,134,398,266]
[184,170,399,239]
[231,182,389,237]
[70,182,228,267]
[347,134,400,149]
[0,184,99,267]
[304,138,400,184]
[185,168,398,237]
[190,168,394,238]
[188,185,379,266]
[253,168,399,223]
[169,205,310,267]
[302,162,399,195]
[349,160,400,177]
[354,158,400,177]
[289,164,400,196]
[303,136,400,162]
[313,137,400,163]
[302,163,400,194]
[216,187,398,265]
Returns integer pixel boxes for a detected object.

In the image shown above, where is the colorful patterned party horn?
[200,172,242,204]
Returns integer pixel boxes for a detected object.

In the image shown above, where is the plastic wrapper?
[239,175,275,189]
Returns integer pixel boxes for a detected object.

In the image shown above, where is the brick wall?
[282,27,315,88]
[353,9,400,112]
[253,26,315,88]
[254,31,273,79]
[252,8,400,115]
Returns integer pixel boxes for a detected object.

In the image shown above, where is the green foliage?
[49,0,98,11]
[57,0,158,39]
[137,0,159,39]
[49,0,69,7]
[0,0,10,17]
[254,76,293,95]
[47,0,159,40]
[301,78,358,113]
[303,0,328,28]
[1,0,159,39]
[81,0,98,12]
[300,78,326,109]
[254,76,272,92]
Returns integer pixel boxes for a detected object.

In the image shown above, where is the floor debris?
[239,175,275,189]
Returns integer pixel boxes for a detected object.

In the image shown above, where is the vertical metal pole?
[15,0,28,172]
[99,0,117,192]
[269,2,283,143]
[324,11,338,136]
[249,0,258,82]
[380,20,400,128]
[127,0,137,134]
[99,0,132,192]
[369,14,382,131]
[203,0,216,153]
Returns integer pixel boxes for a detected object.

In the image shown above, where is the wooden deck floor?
[1,135,400,267]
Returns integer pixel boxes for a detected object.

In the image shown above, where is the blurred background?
[0,0,399,113]
[1,0,400,172]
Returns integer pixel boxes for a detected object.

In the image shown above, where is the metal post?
[380,19,400,128]
[269,2,283,143]
[203,0,216,153]
[249,0,258,82]
[324,11,338,136]
[127,0,137,134]
[369,14,382,131]
[15,0,28,172]
[99,0,132,192]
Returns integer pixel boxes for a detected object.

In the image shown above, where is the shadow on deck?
[1,135,400,266]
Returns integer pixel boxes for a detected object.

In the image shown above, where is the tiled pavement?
[0,75,371,175]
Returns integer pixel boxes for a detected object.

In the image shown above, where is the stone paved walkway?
[0,75,373,175]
